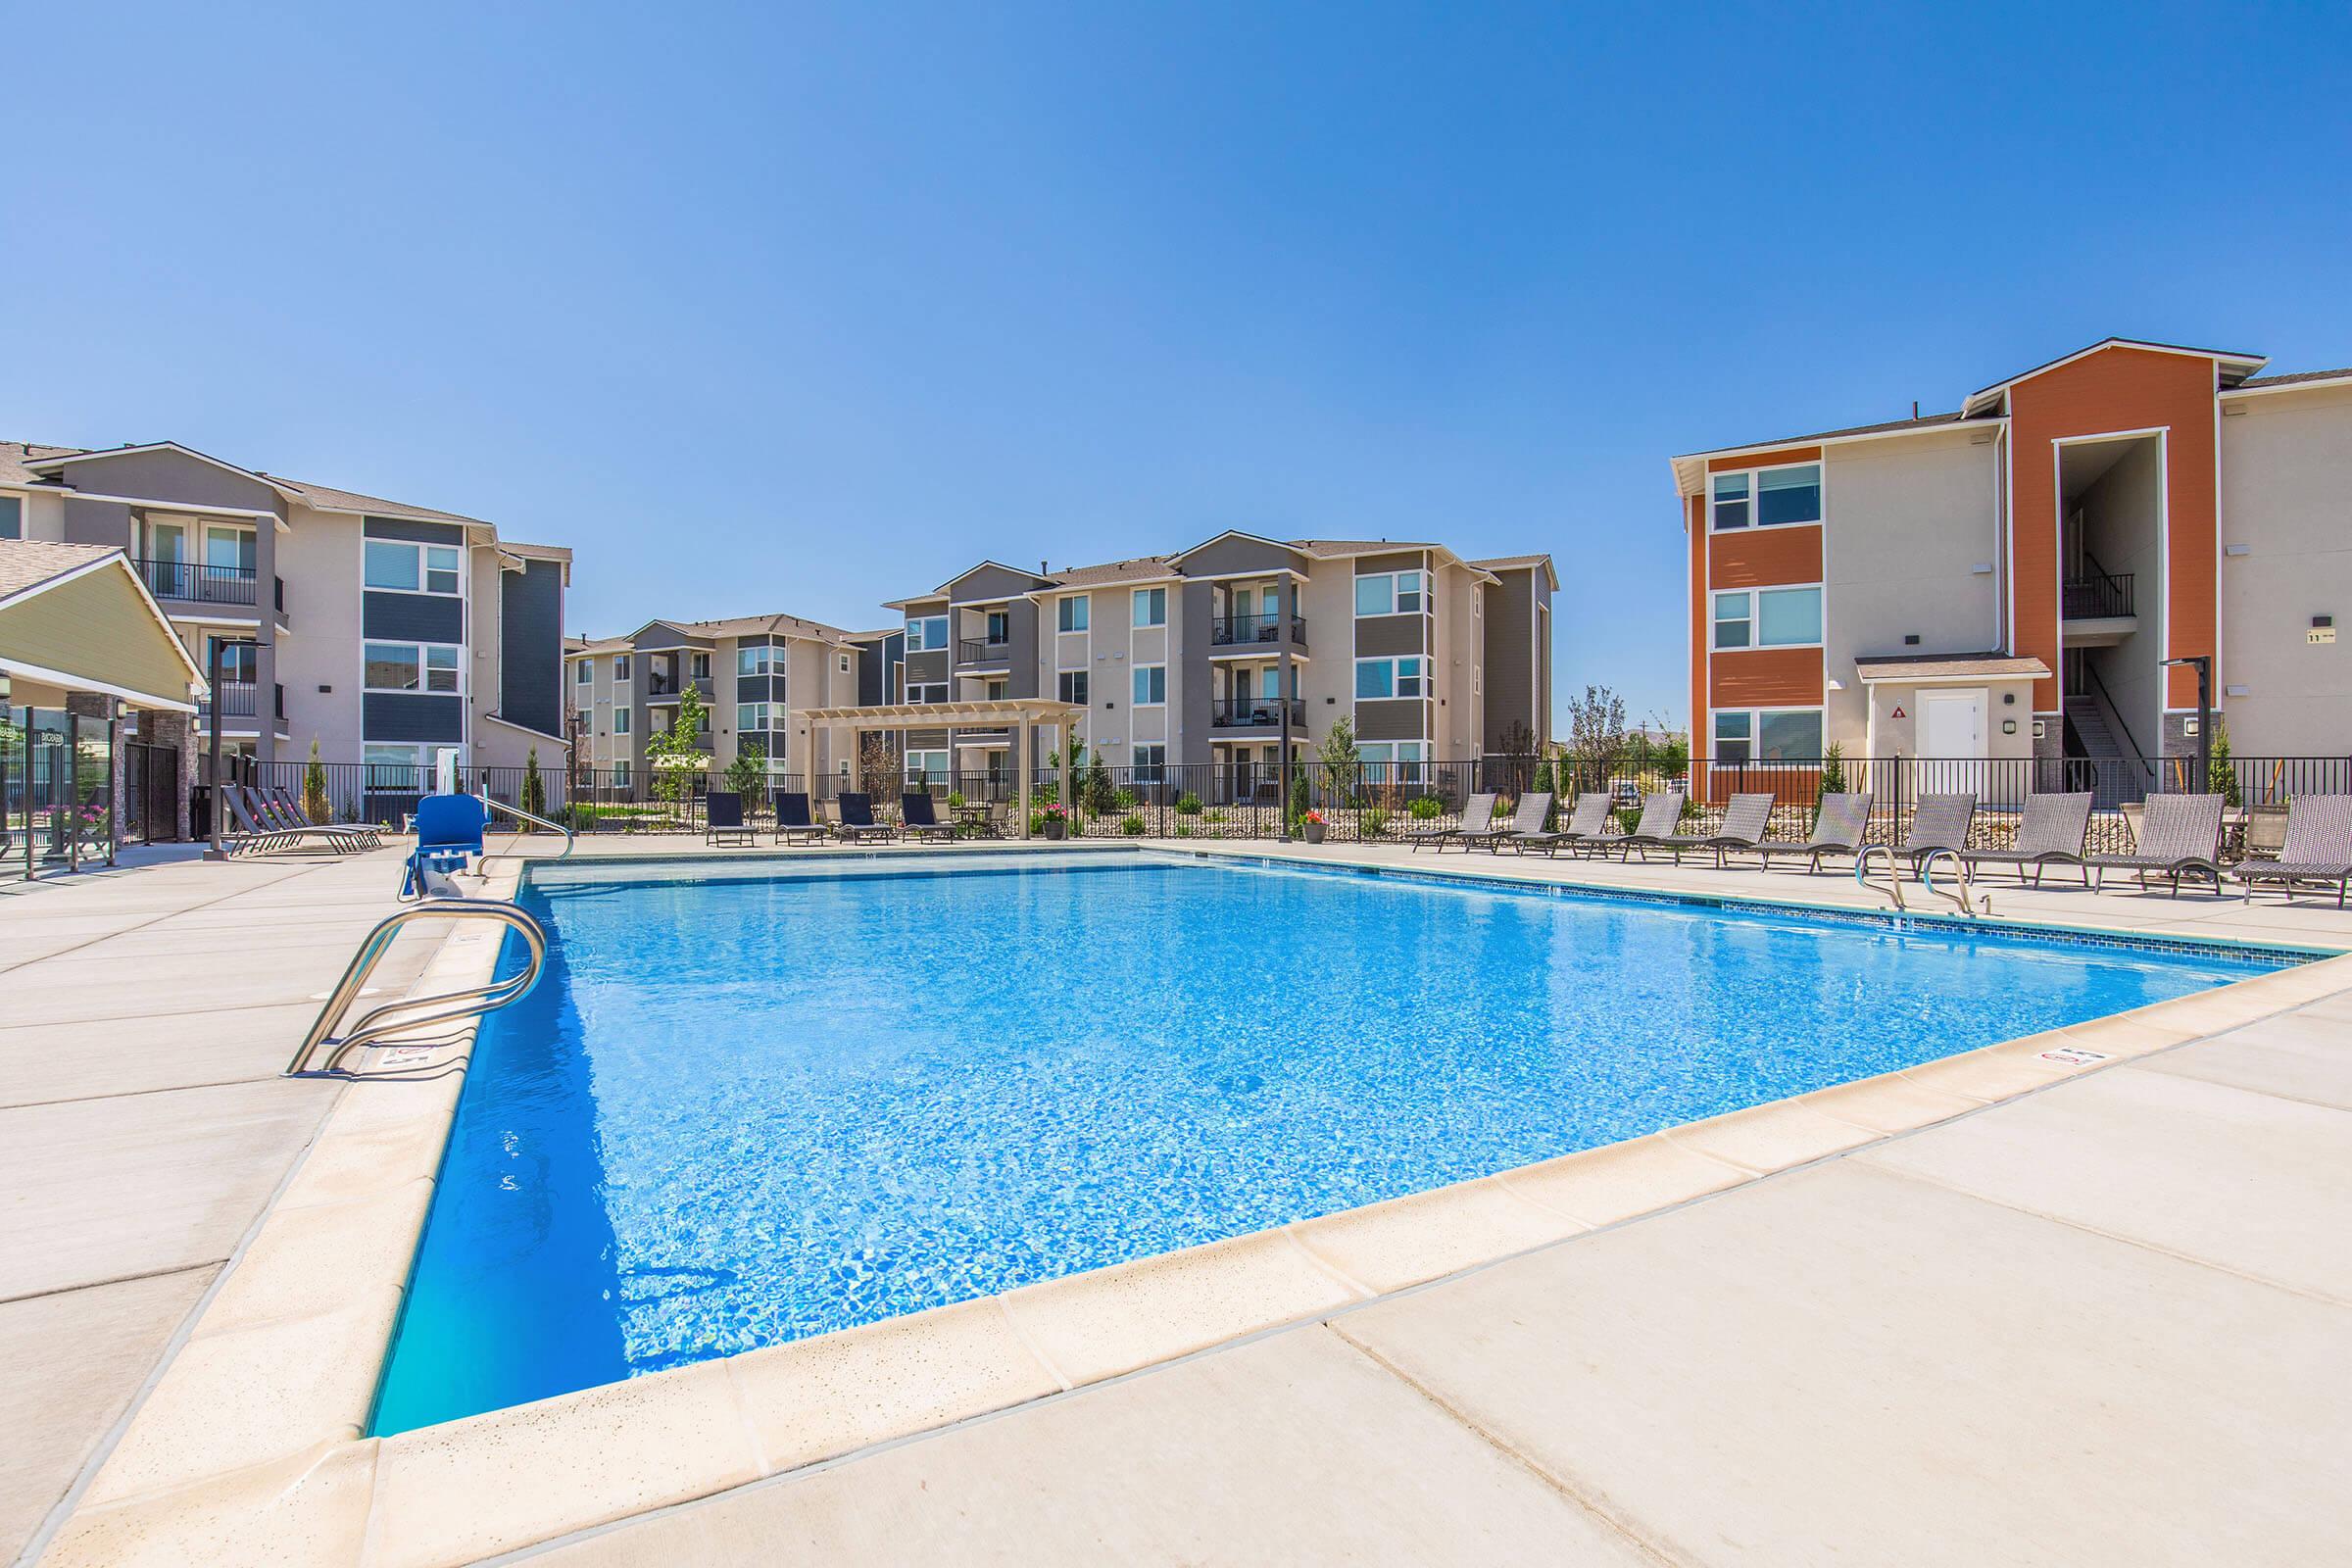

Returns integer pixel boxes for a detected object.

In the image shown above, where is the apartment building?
[1671,338,2352,770]
[564,613,876,785]
[1,440,570,792]
[880,534,1554,796]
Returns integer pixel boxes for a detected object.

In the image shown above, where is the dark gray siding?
[857,633,904,706]
[1482,568,1535,752]
[362,515,465,546]
[1178,582,1215,765]
[364,591,466,642]
[1356,550,1422,574]
[365,693,466,742]
[1003,602,1042,698]
[905,649,949,686]
[948,564,1051,603]
[499,558,564,736]
[1353,615,1426,659]
[735,674,781,704]
[1356,698,1425,742]
[632,621,711,652]
[1175,535,1308,578]
[57,449,284,516]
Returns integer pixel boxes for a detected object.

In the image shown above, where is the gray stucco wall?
[1482,568,1534,752]
[52,449,285,518]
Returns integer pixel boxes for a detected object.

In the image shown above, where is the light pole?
[203,636,260,860]
[2161,655,2214,792]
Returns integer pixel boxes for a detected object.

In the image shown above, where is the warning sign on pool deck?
[2038,1046,2109,1067]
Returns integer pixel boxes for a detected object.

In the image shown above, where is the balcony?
[1210,696,1305,729]
[645,673,713,699]
[2063,570,2133,620]
[956,637,1011,665]
[1209,612,1306,649]
[137,558,258,608]
[198,680,285,724]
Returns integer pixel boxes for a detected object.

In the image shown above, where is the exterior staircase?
[2063,697,2120,761]
[2063,694,2147,806]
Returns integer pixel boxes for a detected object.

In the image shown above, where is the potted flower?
[1299,807,1326,845]
[1038,803,1068,841]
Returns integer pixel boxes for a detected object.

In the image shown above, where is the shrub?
[1362,808,1390,838]
[946,790,965,809]
[1119,811,1147,836]
[1173,823,1196,838]
[1407,795,1444,820]
[1204,808,1228,823]
[1174,791,1203,815]
[1113,787,1140,810]
[520,746,548,816]
[2207,715,2241,805]
[302,739,331,824]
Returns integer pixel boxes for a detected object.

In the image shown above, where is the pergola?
[797,699,1086,840]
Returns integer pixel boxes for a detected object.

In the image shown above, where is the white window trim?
[1352,654,1426,701]
[1132,663,1167,708]
[1131,587,1167,628]
[363,640,465,697]
[1710,583,1824,651]
[363,537,465,597]
[612,656,632,682]
[1351,568,1429,618]
[1710,705,1826,761]
[905,615,949,653]
[1057,595,1090,633]
[1708,460,1824,534]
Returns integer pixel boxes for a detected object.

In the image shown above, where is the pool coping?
[43,846,2352,1566]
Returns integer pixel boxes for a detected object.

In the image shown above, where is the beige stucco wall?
[272,507,370,764]
[1821,429,2003,749]
[2218,382,2352,755]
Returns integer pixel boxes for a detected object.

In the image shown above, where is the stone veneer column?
[145,709,198,839]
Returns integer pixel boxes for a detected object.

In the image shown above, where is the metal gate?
[124,742,181,843]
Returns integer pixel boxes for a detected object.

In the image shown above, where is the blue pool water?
[370,851,2284,1433]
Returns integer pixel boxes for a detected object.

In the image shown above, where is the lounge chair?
[1898,793,1977,870]
[222,785,354,856]
[2241,804,2290,862]
[705,790,757,848]
[1515,793,1614,857]
[771,792,830,846]
[1750,792,1876,871]
[899,792,959,843]
[1960,792,2093,886]
[263,784,381,848]
[831,792,898,843]
[2232,795,2352,907]
[400,793,487,899]
[1460,791,1552,853]
[1404,792,1494,852]
[1589,791,1688,859]
[1650,792,1774,866]
[2088,792,2227,897]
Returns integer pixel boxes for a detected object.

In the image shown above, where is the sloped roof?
[0,539,122,600]
[264,475,491,527]
[1854,652,2050,682]
[2232,367,2352,390]
[1049,556,1178,587]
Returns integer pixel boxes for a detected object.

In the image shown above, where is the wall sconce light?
[2033,718,2046,740]
[2001,718,2017,735]
[2225,544,2250,557]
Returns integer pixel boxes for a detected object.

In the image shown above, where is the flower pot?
[1300,820,1326,845]
[1042,818,1066,841]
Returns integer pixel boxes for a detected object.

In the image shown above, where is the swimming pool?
[369,850,2287,1434]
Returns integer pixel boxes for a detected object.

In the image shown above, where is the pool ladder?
[283,901,548,1078]
[1856,845,1991,918]
[479,797,576,871]
[1855,845,1906,912]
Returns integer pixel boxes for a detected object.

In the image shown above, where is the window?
[737,644,776,677]
[0,496,20,540]
[612,761,631,788]
[363,743,424,787]
[1354,569,1424,617]
[613,655,632,681]
[1258,665,1280,699]
[575,661,592,685]
[689,651,710,679]
[205,525,255,572]
[1712,586,1822,649]
[1712,709,1824,763]
[613,708,631,735]
[737,703,774,733]
[905,615,949,652]
[1057,670,1090,706]
[908,681,948,705]
[363,539,461,594]
[1132,587,1166,628]
[364,642,460,695]
[208,635,258,684]
[985,678,1008,701]
[1133,743,1165,783]
[1057,596,1089,632]
[838,654,852,674]
[1353,656,1425,700]
[1357,740,1428,771]
[905,750,949,787]
[1132,663,1166,706]
[985,610,1009,645]
[1711,464,1821,531]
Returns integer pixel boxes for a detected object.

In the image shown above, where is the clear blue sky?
[6,2,2349,727]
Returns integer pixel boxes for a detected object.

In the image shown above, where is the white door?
[1917,689,1987,795]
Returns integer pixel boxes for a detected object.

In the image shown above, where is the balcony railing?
[957,637,1011,664]
[136,558,257,607]
[199,680,284,723]
[1209,612,1305,647]
[646,674,713,698]
[2062,570,2134,619]
[1210,696,1305,728]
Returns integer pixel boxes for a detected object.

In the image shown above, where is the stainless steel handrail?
[284,900,547,1077]
[1854,844,1905,911]
[480,796,575,866]
[1919,848,1990,918]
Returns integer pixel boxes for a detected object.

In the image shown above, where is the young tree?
[1318,714,1361,807]
[1563,685,1630,773]
[645,686,709,824]
[857,729,903,797]
[2206,715,2241,805]
[725,739,767,808]
[302,738,332,823]
[520,747,547,816]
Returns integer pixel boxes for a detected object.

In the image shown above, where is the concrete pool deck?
[10,832,2352,1565]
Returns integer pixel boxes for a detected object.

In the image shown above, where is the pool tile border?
[42,848,2352,1567]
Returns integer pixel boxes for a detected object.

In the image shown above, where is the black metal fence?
[199,752,2352,860]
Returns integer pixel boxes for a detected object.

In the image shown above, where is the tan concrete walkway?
[519,984,2352,1566]
[0,847,426,1565]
